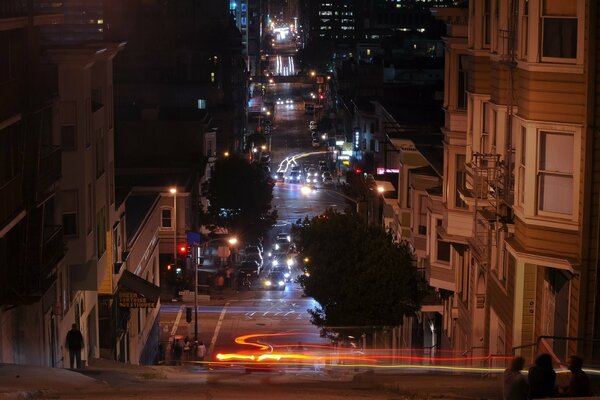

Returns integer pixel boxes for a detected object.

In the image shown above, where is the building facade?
[47,42,124,367]
[0,3,64,366]
[406,0,600,365]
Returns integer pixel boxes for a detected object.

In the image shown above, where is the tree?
[202,155,277,240]
[293,209,425,336]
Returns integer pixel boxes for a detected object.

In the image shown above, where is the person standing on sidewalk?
[65,323,84,369]
[503,356,528,400]
[528,353,556,399]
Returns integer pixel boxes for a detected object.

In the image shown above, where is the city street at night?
[2,0,600,399]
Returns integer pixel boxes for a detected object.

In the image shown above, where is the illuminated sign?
[338,155,350,160]
[354,130,360,150]
[119,291,156,308]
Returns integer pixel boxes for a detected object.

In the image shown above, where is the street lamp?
[169,187,177,262]
[377,186,385,193]
[193,236,238,340]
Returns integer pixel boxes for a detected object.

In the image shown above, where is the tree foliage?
[202,155,277,240]
[293,209,425,334]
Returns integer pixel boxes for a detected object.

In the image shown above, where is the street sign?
[186,231,201,247]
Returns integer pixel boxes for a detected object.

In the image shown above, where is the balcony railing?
[0,175,24,227]
[36,145,61,202]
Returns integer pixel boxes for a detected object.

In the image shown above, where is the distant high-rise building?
[35,0,106,45]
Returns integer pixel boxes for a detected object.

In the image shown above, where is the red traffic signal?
[178,244,188,255]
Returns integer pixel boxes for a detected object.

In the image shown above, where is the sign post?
[187,231,202,341]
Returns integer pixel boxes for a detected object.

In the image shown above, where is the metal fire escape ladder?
[468,0,518,267]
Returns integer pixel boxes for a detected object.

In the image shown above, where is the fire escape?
[463,1,518,268]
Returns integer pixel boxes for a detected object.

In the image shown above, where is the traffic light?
[178,244,188,258]
[185,307,192,323]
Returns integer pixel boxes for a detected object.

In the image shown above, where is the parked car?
[245,252,263,269]
[239,260,261,277]
[245,245,262,257]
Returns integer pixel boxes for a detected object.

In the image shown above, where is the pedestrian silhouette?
[172,339,183,365]
[503,356,528,400]
[528,353,556,399]
[563,355,591,397]
[65,323,84,369]
[196,341,206,362]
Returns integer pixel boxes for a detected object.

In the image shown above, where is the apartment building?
[0,3,64,366]
[412,0,600,364]
[47,42,124,366]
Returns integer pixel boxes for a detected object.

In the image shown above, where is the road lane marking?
[208,302,229,356]
[171,306,184,337]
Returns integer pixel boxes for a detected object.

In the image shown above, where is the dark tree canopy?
[202,155,276,240]
[293,210,425,334]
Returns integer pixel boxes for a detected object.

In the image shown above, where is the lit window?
[210,72,215,82]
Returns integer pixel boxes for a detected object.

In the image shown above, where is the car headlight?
[264,280,271,286]
[278,281,285,286]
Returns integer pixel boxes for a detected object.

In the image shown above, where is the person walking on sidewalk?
[196,341,206,362]
[65,323,84,369]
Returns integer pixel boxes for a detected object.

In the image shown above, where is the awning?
[505,237,577,274]
[117,270,160,308]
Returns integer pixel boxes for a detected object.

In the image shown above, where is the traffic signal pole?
[194,244,199,341]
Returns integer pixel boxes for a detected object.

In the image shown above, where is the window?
[483,0,492,47]
[437,237,451,263]
[457,55,468,109]
[518,127,527,205]
[61,125,76,150]
[541,0,577,60]
[96,132,105,178]
[161,208,173,229]
[481,102,491,152]
[521,0,529,57]
[62,190,78,236]
[455,154,467,208]
[96,207,106,256]
[537,131,573,215]
[87,184,92,233]
[418,196,427,235]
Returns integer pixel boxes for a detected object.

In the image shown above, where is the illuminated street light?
[169,187,177,262]
[261,145,267,150]
[224,151,230,157]
[310,71,316,77]
[228,237,238,245]
[252,147,258,153]
[377,186,385,193]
